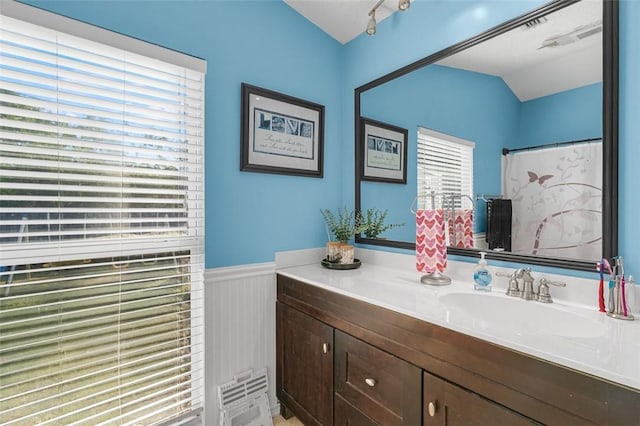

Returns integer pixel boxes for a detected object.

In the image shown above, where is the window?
[417,127,474,210]
[1,4,205,425]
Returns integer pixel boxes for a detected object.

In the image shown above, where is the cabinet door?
[423,371,540,426]
[335,394,379,426]
[335,330,421,426]
[276,302,334,426]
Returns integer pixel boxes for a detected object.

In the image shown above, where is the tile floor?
[272,415,304,426]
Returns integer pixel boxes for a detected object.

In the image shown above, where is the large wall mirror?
[355,0,618,271]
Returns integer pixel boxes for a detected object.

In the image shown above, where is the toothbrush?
[597,259,610,312]
[597,264,605,312]
[608,258,617,313]
[622,275,629,316]
[619,257,628,316]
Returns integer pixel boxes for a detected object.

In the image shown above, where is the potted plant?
[321,207,367,243]
[361,208,405,239]
[321,207,366,265]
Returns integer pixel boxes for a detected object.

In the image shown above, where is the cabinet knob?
[364,378,376,387]
[322,343,329,354]
[428,401,437,417]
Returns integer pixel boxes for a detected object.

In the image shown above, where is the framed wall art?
[360,117,407,184]
[241,83,324,177]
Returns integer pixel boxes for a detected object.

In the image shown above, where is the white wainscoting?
[203,262,277,425]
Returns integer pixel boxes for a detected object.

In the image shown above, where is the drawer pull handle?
[428,401,437,417]
[322,343,329,354]
[364,378,376,387]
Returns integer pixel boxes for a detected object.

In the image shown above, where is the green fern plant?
[321,207,367,243]
[361,208,405,239]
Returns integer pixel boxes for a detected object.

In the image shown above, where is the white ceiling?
[283,0,402,44]
[438,0,602,101]
[284,0,602,101]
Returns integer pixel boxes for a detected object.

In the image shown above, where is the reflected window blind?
[417,127,474,209]
[0,10,205,426]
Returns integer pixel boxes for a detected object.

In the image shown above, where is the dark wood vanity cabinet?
[335,330,422,425]
[276,302,333,426]
[277,300,421,426]
[276,273,640,426]
[334,393,379,426]
[423,371,539,426]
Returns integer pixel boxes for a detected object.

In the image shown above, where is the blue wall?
[342,0,549,257]
[360,64,519,241]
[18,0,640,276]
[344,0,640,277]
[517,83,602,148]
[23,0,345,268]
[619,0,640,275]
[359,63,599,242]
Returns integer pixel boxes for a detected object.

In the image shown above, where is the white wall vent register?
[218,368,273,426]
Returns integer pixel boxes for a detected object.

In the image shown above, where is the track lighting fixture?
[365,0,411,36]
[366,10,377,36]
[398,0,410,11]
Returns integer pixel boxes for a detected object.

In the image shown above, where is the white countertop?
[277,257,640,391]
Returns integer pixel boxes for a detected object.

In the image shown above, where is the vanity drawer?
[334,330,421,426]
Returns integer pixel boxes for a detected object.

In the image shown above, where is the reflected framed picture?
[241,83,324,177]
[360,117,407,184]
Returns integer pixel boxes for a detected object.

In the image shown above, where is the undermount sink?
[439,292,606,339]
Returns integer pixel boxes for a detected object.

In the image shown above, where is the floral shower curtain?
[502,141,602,260]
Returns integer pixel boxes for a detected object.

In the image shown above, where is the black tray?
[321,258,361,270]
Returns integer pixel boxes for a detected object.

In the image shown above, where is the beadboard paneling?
[204,262,277,425]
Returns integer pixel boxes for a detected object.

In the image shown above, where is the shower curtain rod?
[502,137,602,155]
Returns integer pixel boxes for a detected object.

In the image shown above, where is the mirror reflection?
[360,0,604,262]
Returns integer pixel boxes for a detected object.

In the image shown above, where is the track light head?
[366,11,376,36]
[366,0,410,36]
[398,0,410,11]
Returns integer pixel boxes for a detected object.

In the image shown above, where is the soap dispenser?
[473,252,493,291]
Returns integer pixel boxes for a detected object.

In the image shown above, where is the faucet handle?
[496,271,521,297]
[540,278,566,287]
[495,271,514,278]
[537,278,566,303]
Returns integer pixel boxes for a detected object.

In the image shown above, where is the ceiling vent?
[520,16,548,31]
[539,20,603,49]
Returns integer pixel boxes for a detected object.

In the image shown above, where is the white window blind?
[417,127,474,209]
[0,8,205,426]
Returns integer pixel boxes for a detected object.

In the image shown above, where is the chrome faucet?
[516,268,537,300]
[498,268,566,303]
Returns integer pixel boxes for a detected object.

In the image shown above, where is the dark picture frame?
[360,117,408,184]
[241,83,324,177]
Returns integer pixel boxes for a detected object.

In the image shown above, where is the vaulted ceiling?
[284,0,602,101]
